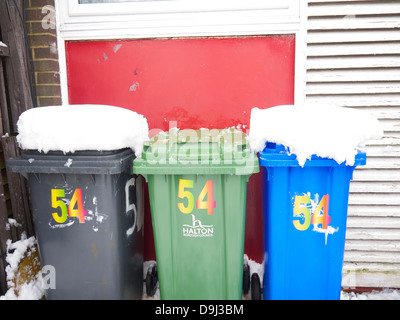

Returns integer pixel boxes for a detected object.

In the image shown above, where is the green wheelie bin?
[133,128,259,300]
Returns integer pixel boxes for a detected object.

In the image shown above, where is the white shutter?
[305,0,400,288]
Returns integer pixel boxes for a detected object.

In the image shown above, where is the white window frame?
[55,0,307,106]
[68,0,295,17]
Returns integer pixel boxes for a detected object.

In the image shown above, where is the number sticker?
[51,189,68,224]
[311,195,330,230]
[293,195,311,231]
[68,189,87,224]
[177,179,216,215]
[293,194,331,231]
[196,180,216,215]
[51,188,87,224]
[177,179,195,214]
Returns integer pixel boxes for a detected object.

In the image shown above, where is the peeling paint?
[134,68,143,76]
[113,44,122,53]
[91,241,99,260]
[97,52,109,64]
[129,82,140,92]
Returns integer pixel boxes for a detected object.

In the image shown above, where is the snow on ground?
[0,234,45,300]
[341,289,400,300]
[16,105,149,157]
[249,105,383,167]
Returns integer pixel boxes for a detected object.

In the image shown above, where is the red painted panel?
[66,36,295,263]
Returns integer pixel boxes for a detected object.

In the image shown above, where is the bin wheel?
[242,263,250,295]
[251,273,262,300]
[146,264,158,297]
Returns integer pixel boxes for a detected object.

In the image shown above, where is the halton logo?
[183,215,214,238]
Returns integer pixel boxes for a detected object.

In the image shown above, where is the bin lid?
[133,128,259,175]
[259,142,366,168]
[6,148,135,176]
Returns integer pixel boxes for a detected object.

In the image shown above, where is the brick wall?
[25,0,62,107]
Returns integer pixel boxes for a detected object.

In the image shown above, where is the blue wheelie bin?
[259,142,366,300]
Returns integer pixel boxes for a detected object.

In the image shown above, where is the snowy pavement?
[341,289,400,300]
[142,287,400,300]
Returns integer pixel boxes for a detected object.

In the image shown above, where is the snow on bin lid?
[249,105,383,167]
[16,105,149,157]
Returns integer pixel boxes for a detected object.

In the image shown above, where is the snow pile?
[0,233,45,300]
[249,105,383,166]
[17,105,149,157]
[341,289,400,300]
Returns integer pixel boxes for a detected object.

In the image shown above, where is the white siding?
[305,0,400,288]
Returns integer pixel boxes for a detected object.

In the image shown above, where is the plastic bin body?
[133,129,259,299]
[147,173,248,299]
[259,143,366,300]
[7,149,144,300]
